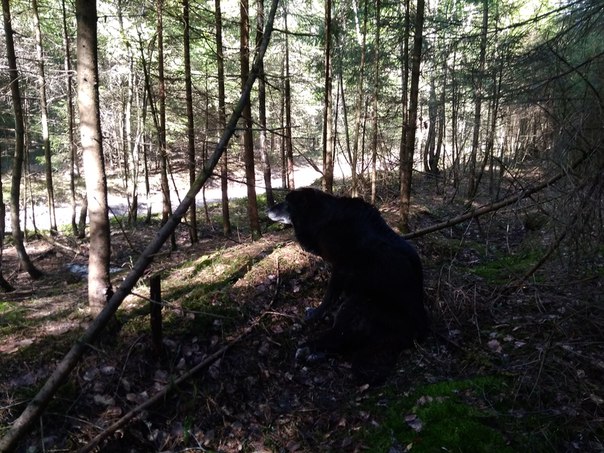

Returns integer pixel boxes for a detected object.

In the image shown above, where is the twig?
[77,315,263,453]
[38,234,82,256]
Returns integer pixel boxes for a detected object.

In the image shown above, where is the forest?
[0,0,602,450]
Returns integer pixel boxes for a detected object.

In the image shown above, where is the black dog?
[268,188,428,376]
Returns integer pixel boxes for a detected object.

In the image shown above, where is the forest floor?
[0,167,603,452]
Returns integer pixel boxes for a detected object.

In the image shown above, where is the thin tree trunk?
[0,2,280,445]
[62,0,79,237]
[370,0,380,204]
[283,7,295,189]
[240,0,261,237]
[77,195,87,238]
[127,62,139,224]
[32,0,57,234]
[322,0,334,193]
[143,138,152,223]
[2,0,42,279]
[0,158,14,292]
[423,77,437,173]
[215,0,231,236]
[256,0,274,206]
[183,0,198,243]
[399,0,424,231]
[117,2,137,225]
[467,0,488,199]
[135,39,153,224]
[156,0,176,249]
[435,58,446,176]
[351,0,368,197]
[76,0,112,313]
[398,0,410,199]
[280,61,287,188]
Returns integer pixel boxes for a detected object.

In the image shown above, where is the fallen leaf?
[488,339,502,353]
[404,413,423,432]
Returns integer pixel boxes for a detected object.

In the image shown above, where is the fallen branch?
[77,325,253,453]
[403,154,589,240]
[79,254,283,452]
[0,0,280,450]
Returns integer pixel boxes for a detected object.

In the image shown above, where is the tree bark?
[2,0,43,280]
[351,0,368,197]
[240,0,261,237]
[32,0,58,234]
[183,0,198,243]
[0,159,14,292]
[156,0,175,250]
[256,0,274,206]
[322,0,334,193]
[370,0,380,204]
[215,0,232,236]
[467,0,488,199]
[0,1,279,447]
[399,0,424,231]
[283,6,295,189]
[76,0,112,313]
[62,0,79,237]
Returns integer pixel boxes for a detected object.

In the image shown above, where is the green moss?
[362,376,514,452]
[471,250,542,284]
[0,302,28,335]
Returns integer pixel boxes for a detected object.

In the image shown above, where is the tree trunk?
[351,0,368,197]
[283,6,295,189]
[0,159,14,292]
[399,0,424,231]
[322,0,334,193]
[370,0,380,204]
[280,61,287,188]
[62,0,79,237]
[215,0,232,236]
[2,0,43,279]
[183,0,198,243]
[116,2,137,225]
[467,0,488,199]
[156,0,176,249]
[256,0,274,206]
[76,0,112,313]
[240,0,261,237]
[398,0,410,200]
[32,0,58,234]
[423,78,437,173]
[136,35,155,225]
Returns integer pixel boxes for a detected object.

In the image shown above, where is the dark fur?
[268,188,428,376]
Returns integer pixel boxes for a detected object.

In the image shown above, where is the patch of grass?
[362,376,514,452]
[145,247,269,335]
[471,249,542,284]
[0,302,28,335]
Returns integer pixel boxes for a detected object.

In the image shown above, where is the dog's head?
[267,200,293,224]
[267,187,325,226]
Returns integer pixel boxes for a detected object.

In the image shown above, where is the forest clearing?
[1,0,603,450]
